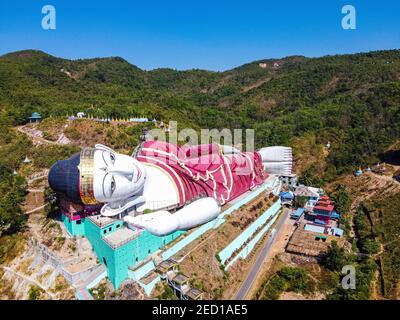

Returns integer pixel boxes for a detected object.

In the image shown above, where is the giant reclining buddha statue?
[48,140,292,236]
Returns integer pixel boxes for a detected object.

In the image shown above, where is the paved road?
[235,209,289,300]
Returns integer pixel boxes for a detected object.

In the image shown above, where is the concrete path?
[25,203,47,214]
[76,287,94,300]
[27,188,45,193]
[235,208,289,300]
[17,126,58,145]
[2,266,56,299]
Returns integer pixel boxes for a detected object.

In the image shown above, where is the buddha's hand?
[123,197,220,236]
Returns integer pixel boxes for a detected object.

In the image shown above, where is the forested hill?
[0,49,400,180]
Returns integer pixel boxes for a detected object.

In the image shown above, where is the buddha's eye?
[111,176,116,194]
[110,153,116,164]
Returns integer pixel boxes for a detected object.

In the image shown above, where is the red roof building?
[312,196,336,224]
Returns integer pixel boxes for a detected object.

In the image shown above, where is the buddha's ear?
[100,196,146,217]
[95,144,115,153]
[100,203,125,217]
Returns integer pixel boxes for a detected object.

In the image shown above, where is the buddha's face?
[92,145,146,203]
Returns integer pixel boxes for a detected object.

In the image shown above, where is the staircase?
[75,264,107,300]
[76,287,94,300]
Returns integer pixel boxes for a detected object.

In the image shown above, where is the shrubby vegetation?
[321,241,354,272]
[157,283,179,300]
[258,266,316,300]
[354,204,380,255]
[28,285,45,300]
[31,145,80,169]
[0,50,398,300]
[354,193,400,298]
[0,49,399,181]
[329,184,352,235]
[0,171,27,235]
[257,240,379,300]
[326,258,377,300]
[89,282,107,300]
[298,168,325,187]
[0,114,79,237]
[294,195,308,208]
[0,122,29,235]
[44,186,59,219]
[321,241,377,300]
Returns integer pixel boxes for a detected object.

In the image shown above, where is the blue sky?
[0,0,399,71]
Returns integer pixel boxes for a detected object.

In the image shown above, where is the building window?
[76,220,82,225]
[148,249,151,254]
[135,257,138,262]
[116,224,121,228]
[108,227,112,232]
[103,230,107,234]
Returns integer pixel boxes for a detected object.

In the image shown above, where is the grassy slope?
[327,171,400,299]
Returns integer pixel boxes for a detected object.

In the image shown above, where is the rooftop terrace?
[103,227,139,249]
[172,274,190,285]
[156,259,178,274]
[88,215,118,228]
[186,287,203,300]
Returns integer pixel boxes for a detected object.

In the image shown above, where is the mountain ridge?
[0,48,399,181]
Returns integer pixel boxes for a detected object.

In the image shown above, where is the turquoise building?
[62,212,184,288]
[62,214,85,236]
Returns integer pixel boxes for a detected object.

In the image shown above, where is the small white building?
[294,185,322,208]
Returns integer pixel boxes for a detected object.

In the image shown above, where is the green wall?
[85,218,122,287]
[62,214,185,289]
[62,214,85,236]
[130,229,184,265]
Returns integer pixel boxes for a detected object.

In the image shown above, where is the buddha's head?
[48,144,146,206]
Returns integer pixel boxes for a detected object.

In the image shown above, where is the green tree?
[294,196,308,208]
[28,285,44,300]
[327,258,377,300]
[321,241,352,272]
[44,186,59,219]
[330,184,351,216]
[298,168,323,187]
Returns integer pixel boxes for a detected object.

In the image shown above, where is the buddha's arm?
[123,197,220,236]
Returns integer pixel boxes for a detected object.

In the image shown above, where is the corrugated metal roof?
[304,224,344,237]
[292,208,305,218]
[304,224,325,233]
[294,186,320,197]
[314,204,334,212]
[333,228,344,237]
[280,191,294,199]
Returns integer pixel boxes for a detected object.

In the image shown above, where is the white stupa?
[23,156,31,164]
[326,141,331,149]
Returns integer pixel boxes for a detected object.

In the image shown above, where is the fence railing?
[30,238,102,286]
